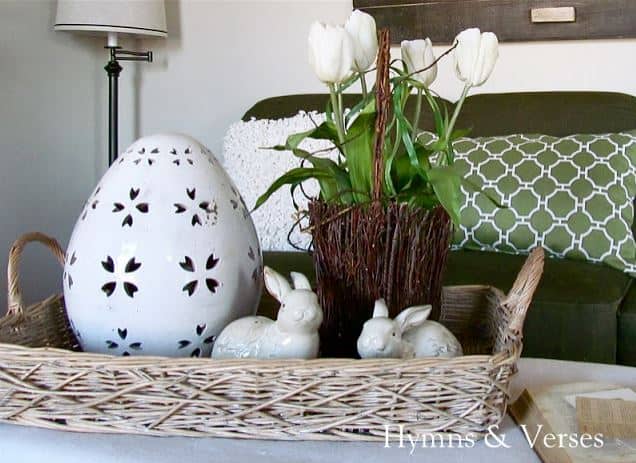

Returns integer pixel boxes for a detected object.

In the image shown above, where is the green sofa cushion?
[618,286,636,366]
[444,250,631,363]
[263,250,632,363]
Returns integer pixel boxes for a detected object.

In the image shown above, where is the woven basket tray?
[0,233,544,440]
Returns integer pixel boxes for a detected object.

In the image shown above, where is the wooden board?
[510,382,636,462]
[354,0,636,43]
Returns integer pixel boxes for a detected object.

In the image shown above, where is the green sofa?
[243,91,636,366]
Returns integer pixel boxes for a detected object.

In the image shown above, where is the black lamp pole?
[104,46,154,166]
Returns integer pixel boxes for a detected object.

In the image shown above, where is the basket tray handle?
[502,247,545,339]
[7,232,65,316]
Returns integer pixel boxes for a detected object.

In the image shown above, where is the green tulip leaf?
[342,98,376,202]
[450,127,472,141]
[286,121,339,151]
[391,143,436,192]
[339,73,362,93]
[427,166,462,225]
[423,90,445,136]
[261,144,288,151]
[290,149,353,204]
[461,176,505,208]
[393,86,426,181]
[254,167,330,211]
[423,138,448,154]
[345,91,375,126]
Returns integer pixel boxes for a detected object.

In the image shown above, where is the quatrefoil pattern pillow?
[450,131,636,275]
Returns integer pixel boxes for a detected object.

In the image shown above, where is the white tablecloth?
[1,358,635,463]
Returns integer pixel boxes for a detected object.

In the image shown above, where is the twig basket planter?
[0,233,544,440]
[309,200,451,357]
[306,29,454,357]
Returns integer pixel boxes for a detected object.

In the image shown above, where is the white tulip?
[401,38,437,87]
[454,28,499,87]
[344,10,378,72]
[308,22,354,84]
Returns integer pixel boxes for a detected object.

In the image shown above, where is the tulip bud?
[454,28,499,87]
[308,22,355,84]
[344,10,378,72]
[401,38,437,87]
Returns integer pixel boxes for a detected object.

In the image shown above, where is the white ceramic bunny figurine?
[357,299,463,359]
[211,266,323,359]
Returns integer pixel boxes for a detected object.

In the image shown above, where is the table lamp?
[54,0,167,165]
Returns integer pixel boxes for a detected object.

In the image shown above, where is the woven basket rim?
[0,338,508,366]
[0,281,517,367]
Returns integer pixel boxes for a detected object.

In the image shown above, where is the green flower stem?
[402,84,410,109]
[338,89,344,127]
[328,83,346,146]
[437,84,471,166]
[418,89,439,143]
[359,72,368,98]
[412,88,423,137]
[447,84,471,140]
[437,140,455,166]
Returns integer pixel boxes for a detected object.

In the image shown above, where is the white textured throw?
[222,112,337,251]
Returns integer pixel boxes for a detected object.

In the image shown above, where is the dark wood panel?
[353,0,636,43]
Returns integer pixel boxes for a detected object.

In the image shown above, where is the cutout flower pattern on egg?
[180,253,220,296]
[177,323,217,357]
[132,146,158,166]
[174,188,218,226]
[105,328,143,356]
[80,186,101,221]
[170,146,194,166]
[229,185,250,220]
[101,256,142,298]
[64,251,77,289]
[112,188,149,227]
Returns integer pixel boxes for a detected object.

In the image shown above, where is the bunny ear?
[373,299,389,318]
[290,272,312,290]
[264,266,292,302]
[395,305,431,333]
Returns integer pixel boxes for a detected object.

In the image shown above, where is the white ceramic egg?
[63,133,263,357]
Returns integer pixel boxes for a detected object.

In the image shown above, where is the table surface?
[1,358,635,463]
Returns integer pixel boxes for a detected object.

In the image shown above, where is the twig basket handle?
[504,247,545,336]
[7,232,65,316]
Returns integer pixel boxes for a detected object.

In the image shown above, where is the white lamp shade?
[54,0,167,38]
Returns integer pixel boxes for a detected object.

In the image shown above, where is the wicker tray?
[0,233,544,440]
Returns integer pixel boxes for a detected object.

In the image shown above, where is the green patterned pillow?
[448,131,636,275]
